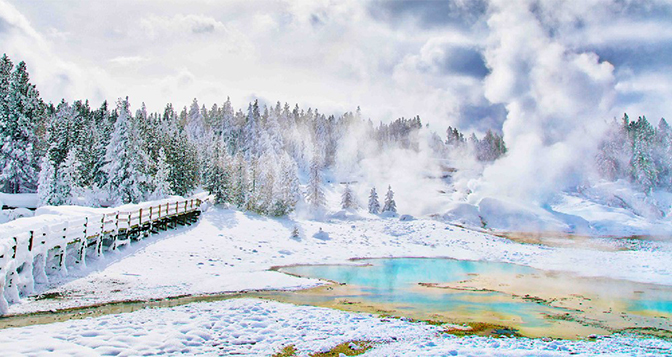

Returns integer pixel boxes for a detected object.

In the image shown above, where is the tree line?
[597,114,672,192]
[4,54,666,216]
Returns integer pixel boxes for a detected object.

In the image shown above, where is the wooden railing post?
[98,215,105,256]
[78,218,88,266]
[28,231,34,252]
[59,227,67,275]
[112,212,119,250]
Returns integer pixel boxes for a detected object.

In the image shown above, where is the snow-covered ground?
[8,205,672,315]
[2,204,671,355]
[1,298,670,356]
[443,181,672,237]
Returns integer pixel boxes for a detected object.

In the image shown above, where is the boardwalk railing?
[0,197,208,314]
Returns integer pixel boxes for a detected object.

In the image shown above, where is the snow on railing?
[0,196,209,314]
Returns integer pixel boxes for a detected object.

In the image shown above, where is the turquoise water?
[282,258,556,328]
[630,299,672,314]
[280,258,672,332]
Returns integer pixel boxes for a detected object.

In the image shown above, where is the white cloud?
[472,0,618,204]
[1,0,670,139]
[109,56,149,66]
[0,1,111,104]
[140,14,225,39]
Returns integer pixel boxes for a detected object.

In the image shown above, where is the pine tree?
[36,100,78,205]
[245,157,260,211]
[231,152,248,208]
[151,147,172,199]
[382,185,397,213]
[161,109,199,196]
[204,141,231,204]
[89,101,114,189]
[477,130,507,161]
[185,98,207,143]
[37,149,81,206]
[596,115,631,181]
[0,59,43,193]
[37,155,57,205]
[306,152,325,211]
[102,97,151,205]
[656,118,672,188]
[58,149,81,204]
[259,170,275,214]
[368,187,380,214]
[341,184,355,209]
[274,154,299,216]
[629,116,658,192]
[243,100,260,158]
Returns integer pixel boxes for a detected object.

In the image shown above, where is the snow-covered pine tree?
[204,141,232,204]
[445,126,465,146]
[242,100,260,158]
[159,105,199,196]
[185,98,207,143]
[58,149,81,204]
[37,149,81,206]
[151,147,172,200]
[306,151,325,211]
[0,59,43,193]
[37,155,57,206]
[596,115,631,181]
[341,184,355,209]
[245,157,260,212]
[36,101,77,205]
[220,97,235,150]
[629,116,658,192]
[102,97,151,205]
[72,101,101,188]
[88,101,114,190]
[368,187,380,214]
[273,154,299,216]
[231,152,248,208]
[382,185,397,213]
[477,130,507,161]
[652,118,672,188]
[259,169,275,215]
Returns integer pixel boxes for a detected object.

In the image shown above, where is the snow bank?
[440,183,672,236]
[478,197,570,232]
[442,202,482,227]
[0,193,37,209]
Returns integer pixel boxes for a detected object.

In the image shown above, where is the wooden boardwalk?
[0,197,207,314]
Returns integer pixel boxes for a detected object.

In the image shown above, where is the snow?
[0,193,37,209]
[1,201,671,354]
[0,298,669,356]
[438,182,672,236]
[8,205,672,316]
[0,193,37,224]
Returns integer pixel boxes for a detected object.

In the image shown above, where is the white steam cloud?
[469,0,617,205]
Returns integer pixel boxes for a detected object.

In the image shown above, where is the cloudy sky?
[1,0,671,134]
